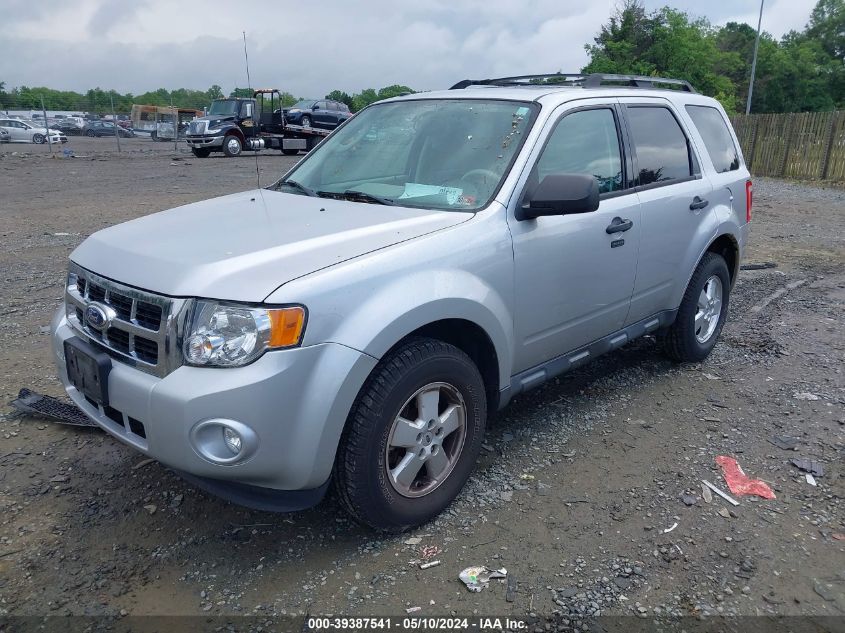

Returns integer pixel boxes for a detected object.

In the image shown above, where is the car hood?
[70,189,470,302]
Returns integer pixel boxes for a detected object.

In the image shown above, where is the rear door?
[618,98,716,324]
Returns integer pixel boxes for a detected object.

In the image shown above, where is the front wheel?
[334,338,487,531]
[662,252,730,362]
[300,115,312,128]
[191,147,211,158]
[85,130,96,137]
[32,133,45,144]
[222,134,242,157]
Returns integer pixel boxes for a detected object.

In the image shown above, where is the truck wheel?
[300,116,312,128]
[191,147,211,158]
[334,338,487,531]
[662,252,730,363]
[223,135,242,157]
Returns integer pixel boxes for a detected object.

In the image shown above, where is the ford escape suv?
[51,73,751,530]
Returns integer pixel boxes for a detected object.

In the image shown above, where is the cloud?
[0,0,817,96]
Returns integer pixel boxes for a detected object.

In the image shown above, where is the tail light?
[745,180,753,223]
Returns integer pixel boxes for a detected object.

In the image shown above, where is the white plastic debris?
[663,522,679,534]
[459,566,507,592]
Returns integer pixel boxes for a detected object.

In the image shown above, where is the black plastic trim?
[173,470,330,513]
[498,309,678,408]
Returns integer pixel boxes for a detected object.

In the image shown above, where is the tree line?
[1,0,841,115]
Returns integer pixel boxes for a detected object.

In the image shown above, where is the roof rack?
[449,73,697,93]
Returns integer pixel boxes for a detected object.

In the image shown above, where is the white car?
[0,118,67,144]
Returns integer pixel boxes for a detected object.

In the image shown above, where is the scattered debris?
[405,606,421,614]
[143,504,157,515]
[419,560,440,570]
[403,537,422,546]
[520,473,535,481]
[701,483,713,503]
[715,456,776,500]
[702,479,740,506]
[740,262,777,270]
[132,458,156,471]
[419,545,441,561]
[806,473,817,486]
[663,522,678,534]
[561,450,576,458]
[506,575,518,602]
[681,494,697,506]
[459,566,507,592]
[702,373,721,380]
[750,278,807,314]
[791,458,825,477]
[768,435,800,451]
[793,391,820,401]
[717,508,731,519]
[9,388,96,427]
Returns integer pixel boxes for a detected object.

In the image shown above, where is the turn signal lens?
[268,307,306,348]
[745,180,753,223]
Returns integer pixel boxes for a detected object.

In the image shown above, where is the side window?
[685,105,740,173]
[316,101,327,110]
[328,101,339,111]
[241,102,254,118]
[626,106,693,186]
[534,108,623,194]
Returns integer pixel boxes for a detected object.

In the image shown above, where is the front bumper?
[185,134,224,148]
[51,308,377,499]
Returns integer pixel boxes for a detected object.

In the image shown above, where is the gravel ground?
[0,137,843,627]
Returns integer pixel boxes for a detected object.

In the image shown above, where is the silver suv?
[50,74,751,530]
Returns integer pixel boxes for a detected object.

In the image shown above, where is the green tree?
[229,87,253,98]
[207,85,224,100]
[326,89,354,110]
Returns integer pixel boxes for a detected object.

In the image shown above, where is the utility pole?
[746,0,764,115]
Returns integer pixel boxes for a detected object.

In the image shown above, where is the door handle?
[606,217,634,234]
[690,196,709,210]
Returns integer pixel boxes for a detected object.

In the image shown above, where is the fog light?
[223,427,242,455]
[189,419,258,465]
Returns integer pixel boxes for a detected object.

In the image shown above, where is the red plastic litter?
[715,456,776,500]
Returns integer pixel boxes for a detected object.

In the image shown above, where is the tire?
[300,115,312,128]
[662,252,731,363]
[32,133,45,144]
[85,130,95,137]
[334,338,487,531]
[281,148,299,155]
[222,134,242,157]
[191,147,211,158]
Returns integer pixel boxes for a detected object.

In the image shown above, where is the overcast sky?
[0,0,817,97]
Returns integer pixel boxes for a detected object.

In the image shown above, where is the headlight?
[183,301,306,367]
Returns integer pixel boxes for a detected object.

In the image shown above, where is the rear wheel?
[300,115,312,128]
[662,252,730,362]
[334,338,487,531]
[222,134,242,157]
[191,147,211,158]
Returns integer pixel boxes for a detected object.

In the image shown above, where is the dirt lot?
[0,137,843,627]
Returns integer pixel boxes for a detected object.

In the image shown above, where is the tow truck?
[184,89,333,158]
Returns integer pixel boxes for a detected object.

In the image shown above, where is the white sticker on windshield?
[399,183,463,205]
[515,107,529,116]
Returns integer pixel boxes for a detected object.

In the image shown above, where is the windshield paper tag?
[514,107,529,116]
[399,183,463,205]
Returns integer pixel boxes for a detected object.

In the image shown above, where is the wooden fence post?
[748,116,760,172]
[820,112,839,180]
[779,114,796,177]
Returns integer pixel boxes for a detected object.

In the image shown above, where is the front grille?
[65,263,191,378]
[188,120,207,135]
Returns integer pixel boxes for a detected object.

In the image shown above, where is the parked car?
[0,128,9,143]
[283,99,352,129]
[51,119,83,135]
[0,118,67,143]
[51,73,750,530]
[82,121,135,138]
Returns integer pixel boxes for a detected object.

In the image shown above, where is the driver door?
[508,101,641,372]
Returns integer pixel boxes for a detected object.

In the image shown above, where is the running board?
[499,309,677,407]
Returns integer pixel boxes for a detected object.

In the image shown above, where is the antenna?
[242,31,260,189]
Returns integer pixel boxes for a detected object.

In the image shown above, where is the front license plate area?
[64,338,111,406]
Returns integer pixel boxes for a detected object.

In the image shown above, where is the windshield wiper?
[276,179,318,197]
[339,189,397,206]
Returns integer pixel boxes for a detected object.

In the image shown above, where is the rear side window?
[685,105,740,173]
[626,106,693,186]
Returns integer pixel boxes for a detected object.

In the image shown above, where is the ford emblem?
[85,304,109,330]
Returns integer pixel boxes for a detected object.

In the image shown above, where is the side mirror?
[312,104,320,110]
[517,173,600,221]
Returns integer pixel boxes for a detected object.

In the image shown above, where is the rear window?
[685,105,740,173]
[626,106,694,186]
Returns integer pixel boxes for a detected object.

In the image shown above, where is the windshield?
[277,99,537,211]
[207,100,240,116]
[291,100,316,110]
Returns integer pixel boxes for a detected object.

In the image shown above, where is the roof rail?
[449,73,697,93]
